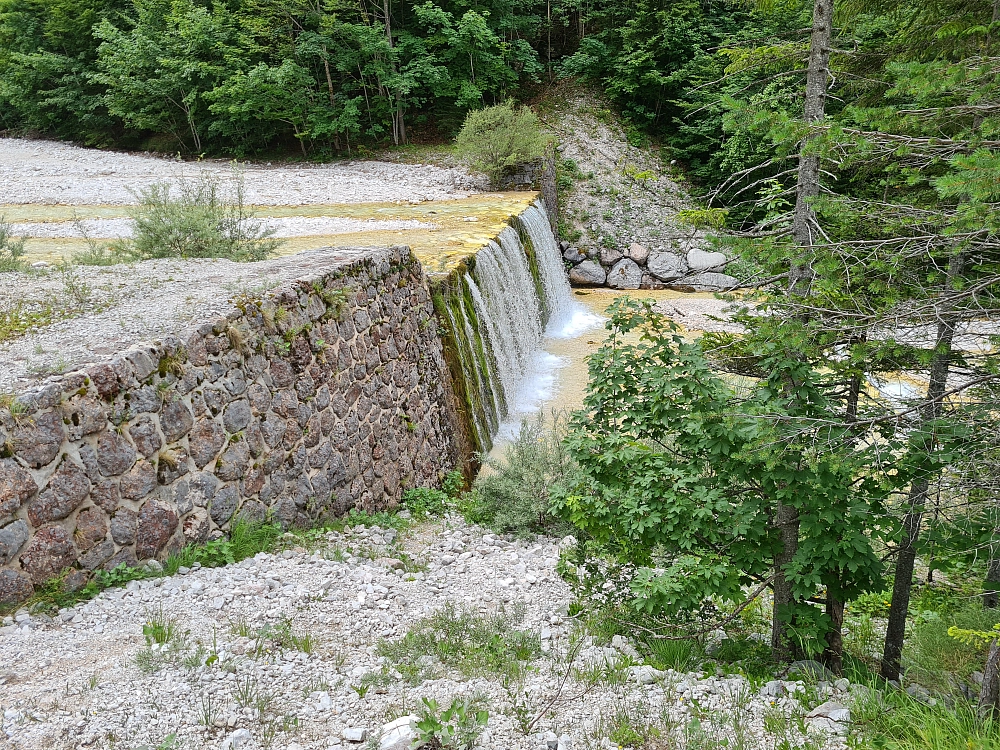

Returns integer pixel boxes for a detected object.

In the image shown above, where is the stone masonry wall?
[0,247,463,608]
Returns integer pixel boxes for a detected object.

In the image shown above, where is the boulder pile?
[563,240,739,291]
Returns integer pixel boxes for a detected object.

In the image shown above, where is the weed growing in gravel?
[378,602,542,685]
[413,695,490,749]
[71,221,119,265]
[0,263,110,343]
[198,693,225,727]
[165,520,283,572]
[603,697,663,749]
[403,471,466,519]
[134,733,178,750]
[402,487,449,519]
[0,218,28,272]
[143,608,181,646]
[230,615,315,657]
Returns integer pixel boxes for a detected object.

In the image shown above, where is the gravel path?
[0,138,486,206]
[0,249,374,391]
[1,517,850,750]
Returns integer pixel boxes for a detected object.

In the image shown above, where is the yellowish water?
[5,192,539,271]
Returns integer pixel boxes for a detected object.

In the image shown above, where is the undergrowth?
[377,602,542,684]
[0,265,106,343]
[462,415,578,537]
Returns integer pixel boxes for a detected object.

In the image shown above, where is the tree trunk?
[823,593,845,676]
[770,0,834,659]
[772,500,800,662]
[789,0,834,296]
[382,0,405,146]
[322,47,336,106]
[985,553,1000,609]
[979,639,1000,721]
[880,251,965,683]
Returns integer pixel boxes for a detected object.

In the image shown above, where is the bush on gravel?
[454,102,550,188]
[462,416,578,537]
[122,170,281,262]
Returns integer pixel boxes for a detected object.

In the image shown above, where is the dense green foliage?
[553,297,904,655]
[0,0,787,155]
[0,0,551,152]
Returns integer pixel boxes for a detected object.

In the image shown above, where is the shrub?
[904,603,998,689]
[413,696,489,750]
[454,102,550,188]
[0,218,28,272]
[462,415,578,537]
[123,169,281,262]
[403,470,466,518]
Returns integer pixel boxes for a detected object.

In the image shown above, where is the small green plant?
[378,603,541,685]
[413,697,489,749]
[442,470,465,498]
[143,608,180,646]
[454,102,551,188]
[233,673,273,716]
[403,487,449,519]
[350,682,371,699]
[199,693,223,727]
[0,218,28,272]
[847,590,892,617]
[134,734,178,750]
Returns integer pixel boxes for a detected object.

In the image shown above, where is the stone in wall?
[0,246,463,608]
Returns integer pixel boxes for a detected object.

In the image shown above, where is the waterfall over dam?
[432,199,596,454]
[0,193,589,602]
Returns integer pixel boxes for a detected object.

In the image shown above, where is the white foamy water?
[471,200,602,443]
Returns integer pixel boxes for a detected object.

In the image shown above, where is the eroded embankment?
[0,246,464,608]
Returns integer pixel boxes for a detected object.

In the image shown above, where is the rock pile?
[563,240,739,291]
[548,89,741,292]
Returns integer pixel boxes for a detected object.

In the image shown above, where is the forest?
[5,0,1000,744]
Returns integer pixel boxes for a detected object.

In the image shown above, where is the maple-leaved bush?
[552,297,906,660]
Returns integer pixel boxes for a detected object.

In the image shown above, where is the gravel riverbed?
[0,138,485,206]
[1,517,850,750]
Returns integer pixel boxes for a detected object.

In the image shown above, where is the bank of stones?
[0,247,463,608]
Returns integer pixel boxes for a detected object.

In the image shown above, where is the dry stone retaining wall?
[0,247,463,607]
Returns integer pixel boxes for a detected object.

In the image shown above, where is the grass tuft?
[377,602,542,685]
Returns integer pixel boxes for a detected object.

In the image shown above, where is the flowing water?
[449,199,603,451]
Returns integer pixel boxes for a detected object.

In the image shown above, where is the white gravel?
[0,517,850,750]
[0,249,374,391]
[0,137,486,206]
[10,216,437,239]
